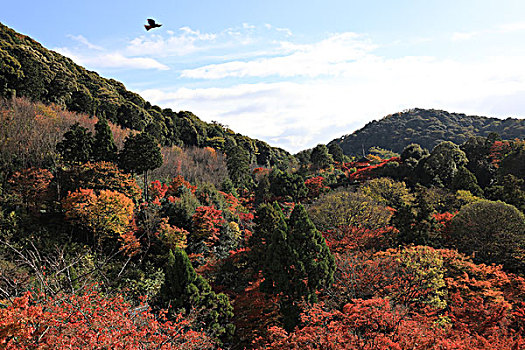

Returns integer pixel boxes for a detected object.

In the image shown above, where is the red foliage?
[264,297,523,350]
[149,180,168,201]
[305,176,329,199]
[8,167,54,209]
[488,140,513,167]
[0,286,214,349]
[166,175,196,197]
[345,157,401,182]
[191,206,225,246]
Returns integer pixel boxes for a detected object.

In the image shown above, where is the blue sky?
[3,1,525,152]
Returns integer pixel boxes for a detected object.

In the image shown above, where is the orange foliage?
[0,286,214,349]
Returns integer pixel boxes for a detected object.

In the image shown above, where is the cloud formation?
[55,23,525,153]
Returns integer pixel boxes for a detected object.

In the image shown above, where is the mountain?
[329,108,525,156]
[0,22,291,166]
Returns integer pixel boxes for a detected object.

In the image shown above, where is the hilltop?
[328,108,525,155]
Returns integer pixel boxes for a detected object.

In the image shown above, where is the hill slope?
[0,22,290,166]
[329,108,525,155]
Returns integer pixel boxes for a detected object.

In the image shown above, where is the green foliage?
[92,117,117,162]
[359,178,415,210]
[56,122,94,163]
[421,141,468,187]
[252,203,335,330]
[269,169,307,201]
[449,200,525,272]
[159,248,235,343]
[330,108,525,156]
[308,189,393,231]
[226,145,252,189]
[451,166,483,196]
[328,143,345,163]
[119,132,163,199]
[392,186,443,247]
[310,144,333,170]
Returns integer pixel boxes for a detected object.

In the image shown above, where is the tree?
[308,189,392,232]
[451,166,483,196]
[119,132,163,200]
[92,117,117,162]
[310,144,333,170]
[159,248,235,343]
[401,143,428,162]
[253,203,335,330]
[449,200,525,272]
[7,167,53,210]
[328,143,345,163]
[287,204,336,303]
[0,286,215,349]
[58,161,141,202]
[56,122,94,163]
[226,145,252,189]
[422,141,468,187]
[62,188,135,248]
[269,169,307,202]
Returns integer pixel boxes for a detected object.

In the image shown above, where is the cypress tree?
[159,248,235,343]
[92,117,117,162]
[119,132,163,200]
[251,202,335,330]
[287,204,336,303]
[56,122,94,163]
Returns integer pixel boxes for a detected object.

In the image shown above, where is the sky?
[3,0,525,153]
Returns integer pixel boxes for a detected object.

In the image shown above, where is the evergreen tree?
[328,143,345,163]
[56,122,94,163]
[226,145,252,189]
[159,248,235,343]
[119,133,163,200]
[310,144,333,170]
[92,117,117,162]
[286,204,335,303]
[252,203,335,330]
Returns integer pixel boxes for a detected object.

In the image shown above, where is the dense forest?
[1,22,525,349]
[329,108,525,156]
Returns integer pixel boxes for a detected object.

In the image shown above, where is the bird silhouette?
[144,19,162,31]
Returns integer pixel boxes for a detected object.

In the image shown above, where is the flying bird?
[144,18,162,31]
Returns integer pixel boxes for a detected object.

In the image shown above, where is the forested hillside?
[0,22,524,350]
[0,22,291,168]
[329,108,525,156]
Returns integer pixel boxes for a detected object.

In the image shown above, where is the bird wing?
[147,18,156,25]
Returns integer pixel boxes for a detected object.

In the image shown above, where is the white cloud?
[67,34,103,50]
[451,31,479,41]
[452,21,525,41]
[140,32,525,152]
[497,21,525,33]
[126,27,217,57]
[180,32,376,79]
[55,47,169,70]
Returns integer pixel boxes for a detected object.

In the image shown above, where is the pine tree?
[92,117,117,162]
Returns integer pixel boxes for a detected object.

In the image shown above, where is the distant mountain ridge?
[0,22,291,166]
[329,108,525,155]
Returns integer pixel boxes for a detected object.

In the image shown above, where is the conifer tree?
[252,203,335,330]
[56,122,94,163]
[92,117,117,162]
[159,248,235,343]
[286,204,336,303]
[119,132,163,200]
